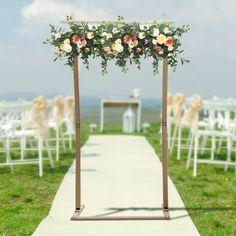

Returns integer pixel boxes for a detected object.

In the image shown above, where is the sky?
[0,0,236,99]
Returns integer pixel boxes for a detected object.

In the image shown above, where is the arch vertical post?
[73,55,82,211]
[162,58,169,216]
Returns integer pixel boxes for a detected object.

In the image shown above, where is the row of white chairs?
[0,96,75,177]
[166,94,236,177]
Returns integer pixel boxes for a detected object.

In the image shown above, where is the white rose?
[106,33,112,40]
[87,32,94,39]
[152,39,158,45]
[63,39,70,44]
[138,32,145,39]
[114,43,124,53]
[101,39,105,44]
[59,44,64,51]
[112,27,119,34]
[54,33,61,39]
[63,43,72,53]
[164,27,171,34]
[168,46,174,51]
[103,46,111,53]
[156,34,167,45]
[102,32,107,37]
[115,39,121,44]
[153,28,160,37]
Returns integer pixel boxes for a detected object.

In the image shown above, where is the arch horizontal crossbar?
[71,204,170,220]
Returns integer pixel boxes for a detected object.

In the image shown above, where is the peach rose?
[165,37,173,46]
[133,39,138,47]
[84,47,90,53]
[136,47,142,53]
[123,35,131,44]
[72,35,79,44]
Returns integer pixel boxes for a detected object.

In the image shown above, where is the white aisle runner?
[33,135,199,236]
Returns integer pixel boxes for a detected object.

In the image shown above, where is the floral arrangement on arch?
[44,16,189,74]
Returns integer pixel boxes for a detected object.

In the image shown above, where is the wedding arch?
[45,16,189,221]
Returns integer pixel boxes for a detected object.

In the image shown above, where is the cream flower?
[63,39,70,44]
[103,46,111,53]
[106,33,112,40]
[115,39,122,44]
[63,43,72,53]
[111,41,124,53]
[101,39,105,44]
[87,32,94,39]
[102,32,112,40]
[60,39,72,53]
[54,33,61,39]
[138,32,145,39]
[114,43,124,53]
[59,44,64,51]
[157,34,167,45]
[153,28,160,37]
[168,46,174,51]
[112,27,119,34]
[152,39,158,45]
[164,27,171,34]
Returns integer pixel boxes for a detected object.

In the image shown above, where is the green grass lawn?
[146,123,236,236]
[0,124,89,236]
[0,123,236,235]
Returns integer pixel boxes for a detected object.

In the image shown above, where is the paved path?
[33,135,199,236]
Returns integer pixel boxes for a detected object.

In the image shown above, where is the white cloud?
[18,0,110,36]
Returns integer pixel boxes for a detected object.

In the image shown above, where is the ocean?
[0,94,162,124]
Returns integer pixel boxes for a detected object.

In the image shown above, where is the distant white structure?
[142,122,150,133]
[100,98,141,132]
[123,107,136,133]
[89,123,97,133]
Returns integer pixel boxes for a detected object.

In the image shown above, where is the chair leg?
[38,137,43,177]
[193,134,199,177]
[20,137,24,160]
[5,137,14,172]
[177,125,182,160]
[59,126,66,153]
[45,139,54,169]
[186,130,191,145]
[211,135,215,161]
[225,137,231,171]
[28,137,35,156]
[201,135,208,155]
[217,135,223,154]
[186,132,194,169]
[56,127,59,161]
[170,124,177,153]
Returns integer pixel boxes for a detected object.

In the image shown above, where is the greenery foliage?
[44,16,189,74]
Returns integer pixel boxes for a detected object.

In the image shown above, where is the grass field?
[0,125,89,236]
[0,123,236,235]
